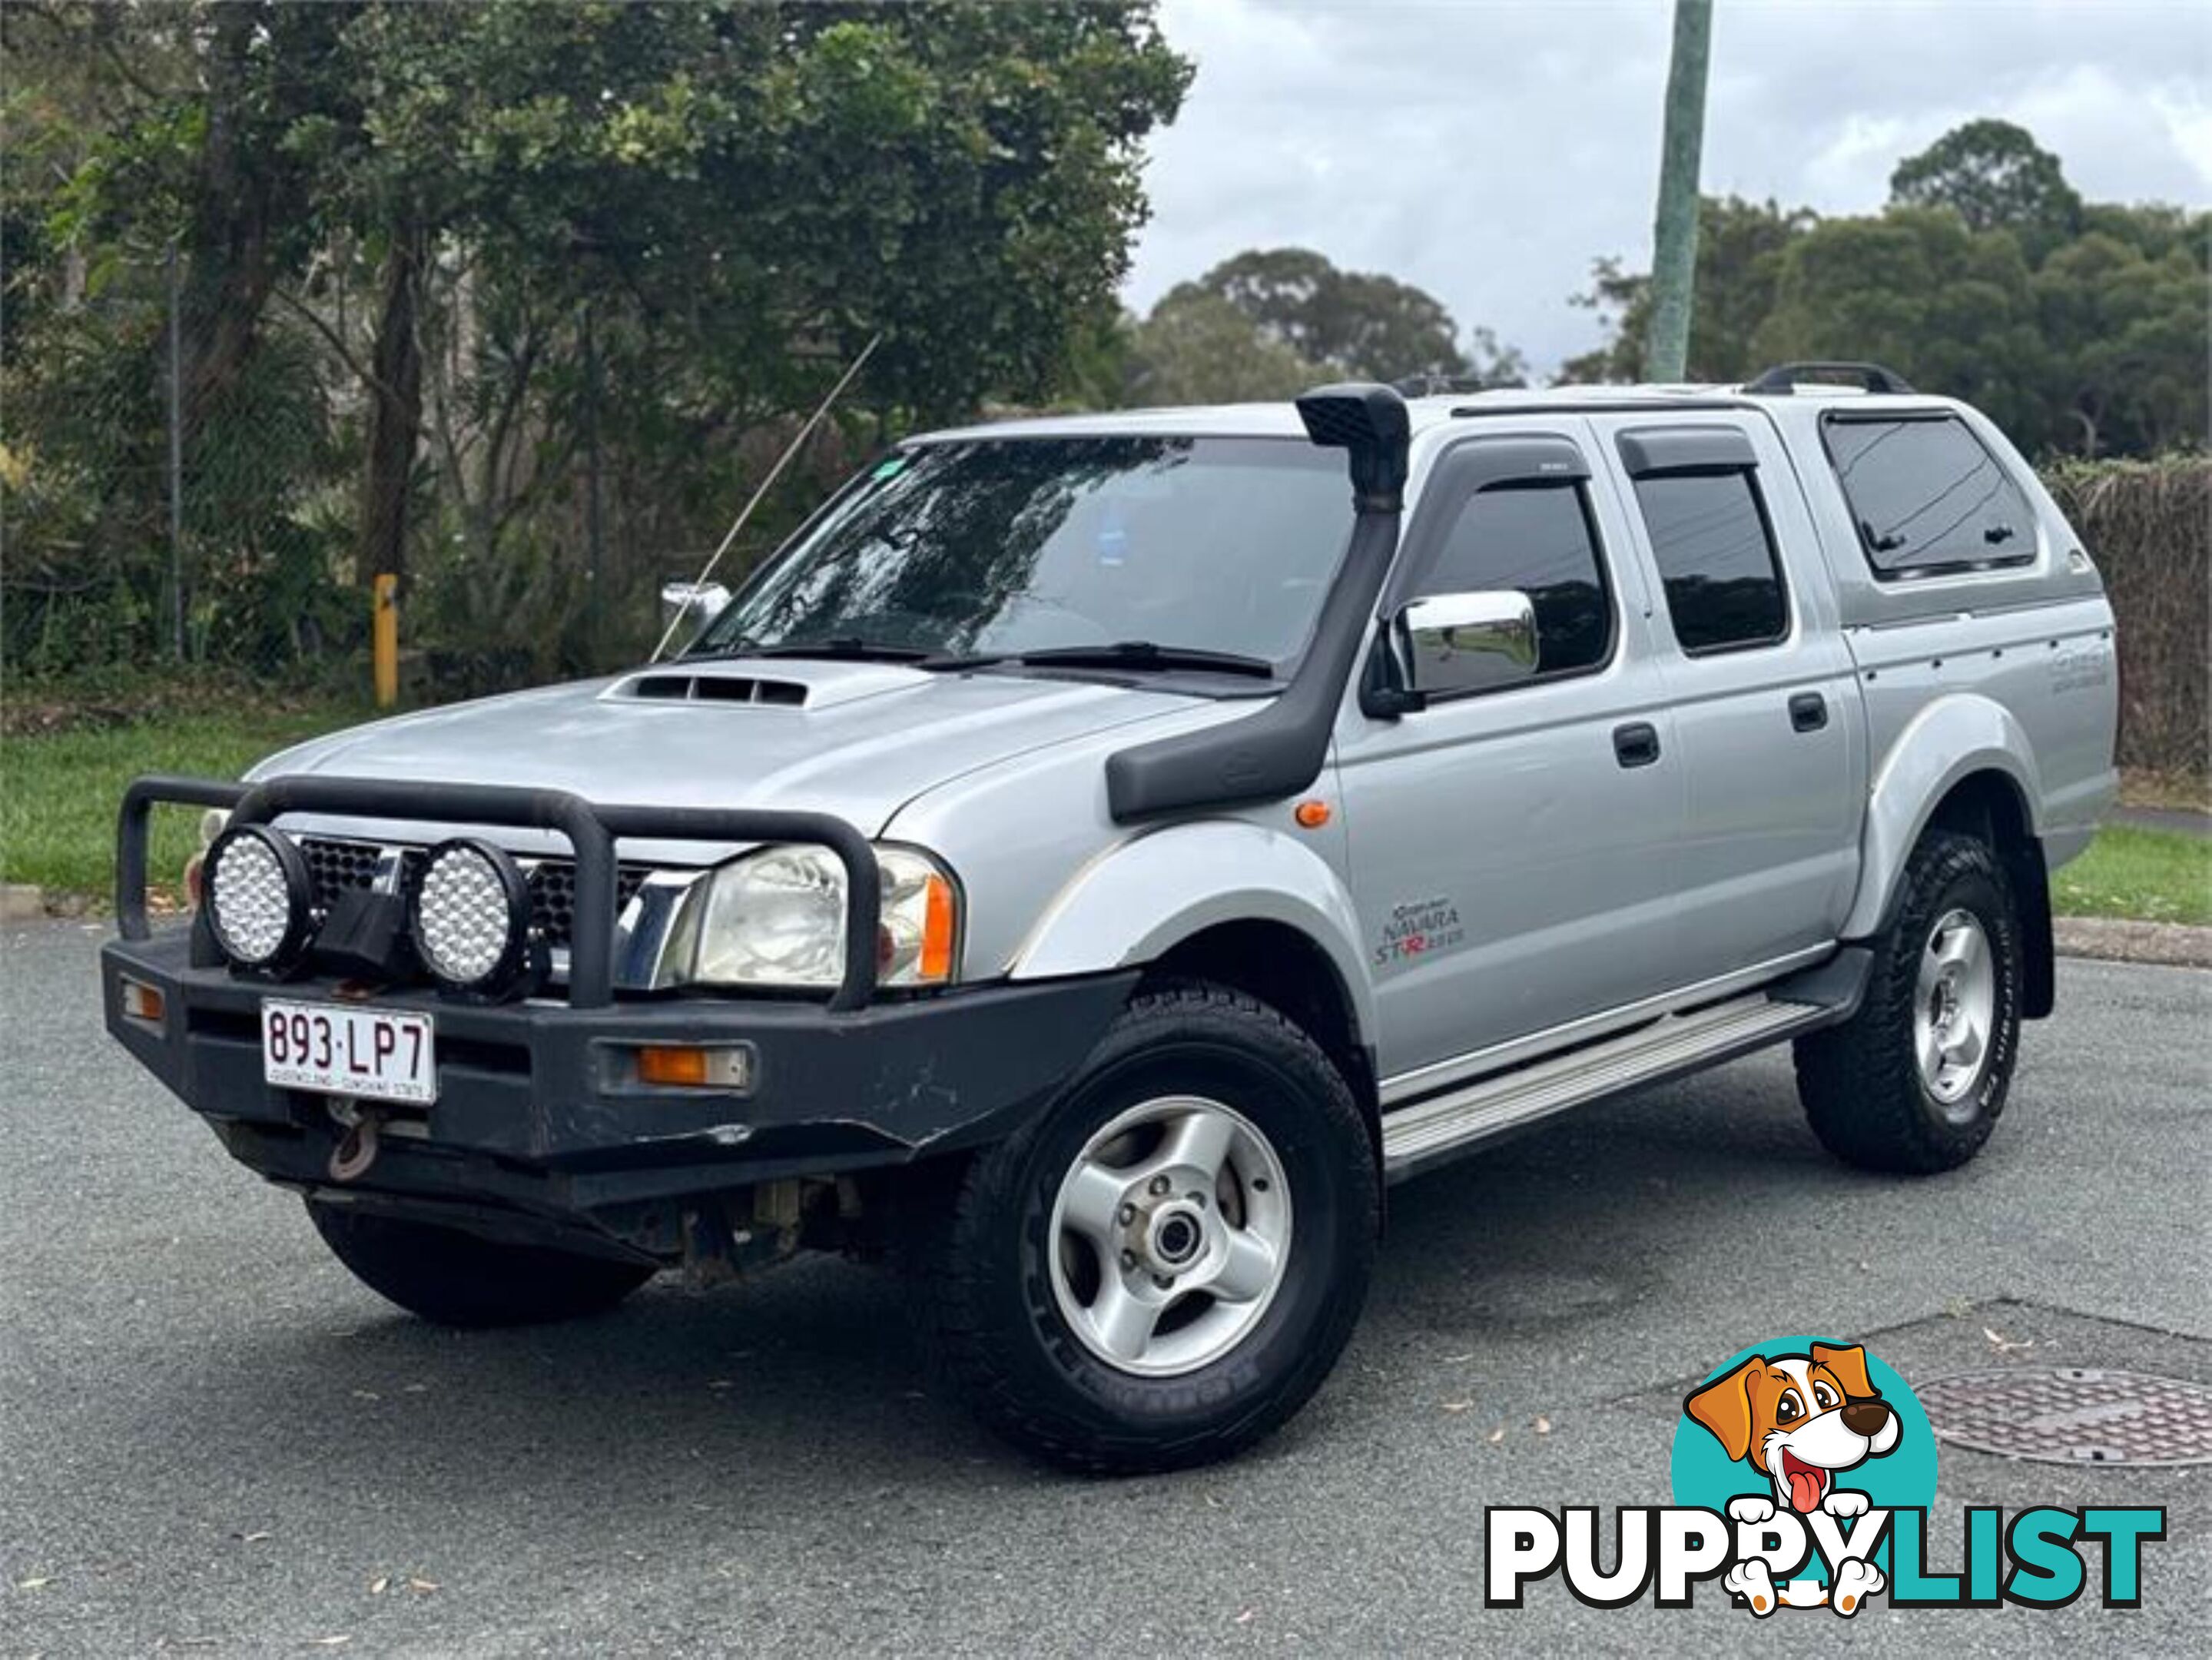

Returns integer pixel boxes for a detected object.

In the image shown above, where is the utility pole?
[1643,0,1713,383]
[165,240,185,661]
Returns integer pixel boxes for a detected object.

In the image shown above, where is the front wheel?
[1795,830,2024,1174]
[307,1202,656,1327]
[907,981,1378,1474]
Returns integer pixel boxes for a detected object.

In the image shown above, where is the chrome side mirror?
[659,580,731,636]
[1393,589,1539,699]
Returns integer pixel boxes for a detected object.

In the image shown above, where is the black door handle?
[1613,722,1661,769]
[1789,692,1829,732]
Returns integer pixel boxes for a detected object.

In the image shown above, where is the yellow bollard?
[373,573,399,708]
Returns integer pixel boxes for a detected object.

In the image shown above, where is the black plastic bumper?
[104,928,1136,1254]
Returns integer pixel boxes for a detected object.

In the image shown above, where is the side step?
[1380,988,1836,1180]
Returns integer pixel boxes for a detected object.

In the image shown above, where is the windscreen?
[694,437,1355,667]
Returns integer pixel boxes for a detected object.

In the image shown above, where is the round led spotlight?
[412,838,536,994]
[204,825,313,971]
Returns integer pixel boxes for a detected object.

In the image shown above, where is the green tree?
[1184,246,1521,383]
[1120,289,1324,405]
[10,2,349,433]
[2081,201,2201,262]
[298,2,1192,583]
[2035,224,2210,456]
[1752,208,2051,443]
[1559,124,2203,459]
[2,1,1192,676]
[1889,118,2082,249]
[1561,196,1814,383]
[2,1,355,669]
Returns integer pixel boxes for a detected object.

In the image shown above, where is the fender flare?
[1007,820,1377,1046]
[1843,693,2045,940]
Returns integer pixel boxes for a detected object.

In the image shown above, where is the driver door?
[1332,426,1688,1087]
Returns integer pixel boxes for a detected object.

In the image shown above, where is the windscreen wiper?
[993,641,1278,679]
[702,636,934,664]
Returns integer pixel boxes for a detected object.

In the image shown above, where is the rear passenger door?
[1597,415,1863,984]
[1335,427,1689,1081]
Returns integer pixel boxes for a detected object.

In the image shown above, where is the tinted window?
[1632,471,1788,652]
[1419,482,1611,675]
[697,437,1354,665]
[1825,415,2034,575]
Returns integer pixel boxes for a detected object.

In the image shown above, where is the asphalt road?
[4,919,2207,1658]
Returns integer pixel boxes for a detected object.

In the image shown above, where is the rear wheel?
[1795,831,2023,1173]
[907,980,1378,1474]
[307,1203,655,1327]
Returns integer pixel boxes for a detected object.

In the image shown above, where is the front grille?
[302,838,386,909]
[300,837,652,950]
[527,859,651,944]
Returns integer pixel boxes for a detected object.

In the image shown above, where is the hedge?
[2041,456,2210,777]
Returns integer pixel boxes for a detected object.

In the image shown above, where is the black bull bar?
[114,774,884,1009]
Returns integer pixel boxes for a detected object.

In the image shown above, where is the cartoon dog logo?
[1684,1341,1901,1615]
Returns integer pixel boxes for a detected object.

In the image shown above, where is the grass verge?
[2,699,367,899]
[2052,825,2212,928]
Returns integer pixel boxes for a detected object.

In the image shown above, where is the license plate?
[262,999,437,1105]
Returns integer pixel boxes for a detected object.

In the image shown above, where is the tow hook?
[327,1101,385,1183]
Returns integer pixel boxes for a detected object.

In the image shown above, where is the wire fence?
[2,239,862,702]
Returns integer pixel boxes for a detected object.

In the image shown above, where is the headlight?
[411,838,539,994]
[686,844,957,991]
[204,825,313,970]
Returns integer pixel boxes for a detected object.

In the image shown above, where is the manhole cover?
[1917,1369,2212,1467]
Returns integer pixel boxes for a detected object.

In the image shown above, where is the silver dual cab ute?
[106,361,2117,1472]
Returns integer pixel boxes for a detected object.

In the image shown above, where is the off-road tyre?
[1795,831,2023,1174]
[307,1202,655,1327]
[906,979,1379,1475]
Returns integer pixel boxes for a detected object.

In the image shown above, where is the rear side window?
[1418,482,1612,676]
[1630,471,1788,653]
[1823,414,2034,577]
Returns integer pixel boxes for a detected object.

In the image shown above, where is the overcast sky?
[1124,0,2212,376]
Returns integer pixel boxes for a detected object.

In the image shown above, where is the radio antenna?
[648,332,882,662]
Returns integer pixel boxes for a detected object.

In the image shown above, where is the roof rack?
[1743,360,1915,396]
[1392,372,1516,397]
